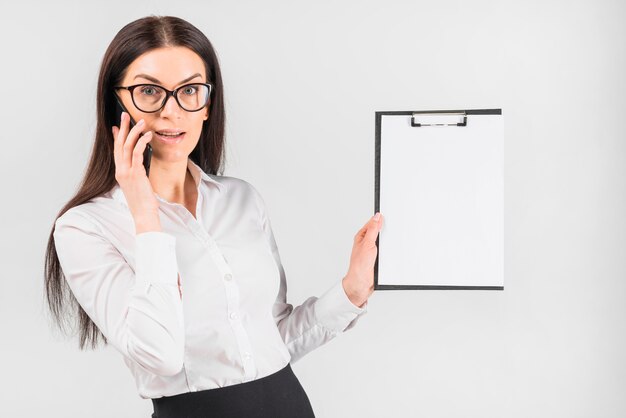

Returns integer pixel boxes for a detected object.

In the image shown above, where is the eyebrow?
[133,73,203,85]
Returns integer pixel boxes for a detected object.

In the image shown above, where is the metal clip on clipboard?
[411,111,467,127]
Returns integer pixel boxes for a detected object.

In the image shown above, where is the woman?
[44,15,383,418]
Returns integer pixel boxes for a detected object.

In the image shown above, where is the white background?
[1,0,624,417]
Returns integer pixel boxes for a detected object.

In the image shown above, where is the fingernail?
[138,119,145,125]
[373,212,381,221]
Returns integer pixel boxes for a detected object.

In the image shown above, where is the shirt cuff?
[314,279,368,333]
[135,232,178,286]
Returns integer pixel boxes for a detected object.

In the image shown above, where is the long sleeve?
[53,209,185,376]
[249,184,368,363]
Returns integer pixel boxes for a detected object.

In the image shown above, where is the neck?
[149,158,194,205]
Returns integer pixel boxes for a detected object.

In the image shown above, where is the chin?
[150,148,194,163]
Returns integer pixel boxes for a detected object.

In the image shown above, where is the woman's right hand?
[112,112,160,233]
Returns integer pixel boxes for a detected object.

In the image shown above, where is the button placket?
[156,184,258,385]
[196,189,204,225]
[184,212,256,380]
[198,233,256,378]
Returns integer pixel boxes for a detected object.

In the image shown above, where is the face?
[116,46,210,164]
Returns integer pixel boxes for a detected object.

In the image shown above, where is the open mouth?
[155,131,186,143]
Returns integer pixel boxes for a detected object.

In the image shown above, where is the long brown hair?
[44,15,226,350]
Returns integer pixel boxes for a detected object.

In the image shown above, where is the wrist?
[134,215,162,234]
[342,276,369,308]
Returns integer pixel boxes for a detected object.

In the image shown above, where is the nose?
[159,93,183,119]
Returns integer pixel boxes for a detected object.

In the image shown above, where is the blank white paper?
[377,113,504,288]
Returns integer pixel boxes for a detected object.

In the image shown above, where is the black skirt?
[151,363,316,418]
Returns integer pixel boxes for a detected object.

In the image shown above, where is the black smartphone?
[113,95,152,177]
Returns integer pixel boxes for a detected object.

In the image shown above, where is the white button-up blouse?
[53,157,368,399]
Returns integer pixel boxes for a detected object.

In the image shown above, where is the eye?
[139,86,158,95]
[182,85,198,95]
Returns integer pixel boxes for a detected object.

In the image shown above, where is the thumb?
[363,213,382,243]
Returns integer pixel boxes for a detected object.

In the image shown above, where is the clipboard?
[374,109,504,290]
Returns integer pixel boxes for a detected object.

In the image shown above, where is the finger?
[132,131,153,170]
[112,125,121,167]
[354,217,374,243]
[355,223,367,237]
[123,119,145,166]
[363,215,381,243]
[354,222,368,242]
[117,112,130,163]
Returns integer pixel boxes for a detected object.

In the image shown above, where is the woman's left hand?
[342,212,384,308]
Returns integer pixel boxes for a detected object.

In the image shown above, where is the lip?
[155,129,185,134]
[155,131,186,144]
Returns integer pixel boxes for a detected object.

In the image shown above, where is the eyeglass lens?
[133,84,209,112]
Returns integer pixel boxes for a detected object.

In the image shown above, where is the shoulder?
[209,174,263,201]
[53,206,106,258]
[54,206,109,253]
[208,175,267,219]
[55,205,100,231]
[54,191,124,238]
[207,173,252,190]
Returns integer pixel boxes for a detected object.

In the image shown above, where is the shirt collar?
[111,157,225,206]
[187,157,225,192]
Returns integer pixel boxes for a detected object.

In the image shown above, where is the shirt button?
[244,352,251,359]
[230,312,238,320]
[224,273,232,281]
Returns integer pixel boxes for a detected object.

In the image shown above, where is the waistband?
[151,363,315,418]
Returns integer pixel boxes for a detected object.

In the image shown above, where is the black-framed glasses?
[113,82,213,113]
